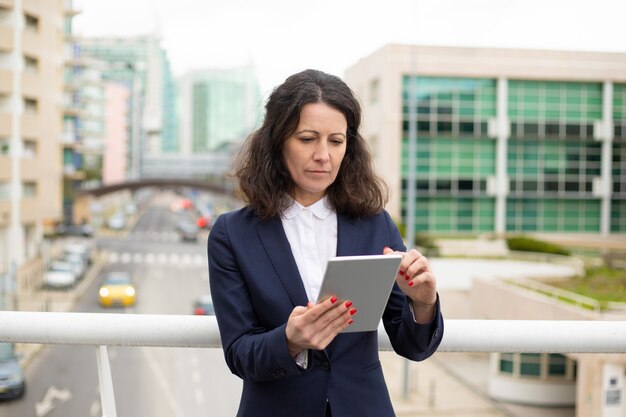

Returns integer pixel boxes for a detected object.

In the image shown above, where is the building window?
[520,353,542,376]
[0,182,8,200]
[0,139,8,155]
[369,78,379,104]
[23,224,36,259]
[497,353,576,381]
[23,182,36,198]
[24,13,39,31]
[24,55,38,73]
[24,97,38,114]
[23,140,36,158]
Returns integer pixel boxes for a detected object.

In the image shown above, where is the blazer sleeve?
[380,211,444,361]
[208,214,303,382]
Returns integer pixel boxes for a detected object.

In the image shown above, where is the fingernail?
[408,281,414,287]
[405,274,410,280]
[349,308,357,316]
[348,319,354,325]
[399,270,404,276]
[345,301,352,308]
[384,246,390,251]
[330,296,337,304]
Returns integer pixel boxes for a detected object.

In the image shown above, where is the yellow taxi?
[98,271,136,307]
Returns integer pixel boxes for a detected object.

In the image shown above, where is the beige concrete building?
[468,277,626,417]
[345,45,626,236]
[0,0,64,282]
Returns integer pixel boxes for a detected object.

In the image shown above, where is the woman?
[208,69,443,417]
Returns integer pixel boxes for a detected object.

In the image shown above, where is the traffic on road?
[0,189,241,417]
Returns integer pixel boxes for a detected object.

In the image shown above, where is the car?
[62,252,87,280]
[0,343,25,400]
[177,220,199,242]
[63,242,93,266]
[43,261,78,289]
[55,223,93,237]
[98,272,136,307]
[107,212,126,230]
[192,294,214,315]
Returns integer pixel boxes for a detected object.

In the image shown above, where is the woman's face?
[282,102,348,207]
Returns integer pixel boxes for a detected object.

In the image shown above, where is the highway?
[0,192,242,417]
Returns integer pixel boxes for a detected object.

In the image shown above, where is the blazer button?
[278,368,287,377]
[320,361,330,372]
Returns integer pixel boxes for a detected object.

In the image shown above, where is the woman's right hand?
[285,297,356,358]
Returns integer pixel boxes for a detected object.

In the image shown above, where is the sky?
[73,0,626,96]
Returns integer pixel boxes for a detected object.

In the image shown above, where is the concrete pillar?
[598,82,614,235]
[494,77,509,235]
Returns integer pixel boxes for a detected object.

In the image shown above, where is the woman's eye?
[299,137,314,143]
[330,139,345,145]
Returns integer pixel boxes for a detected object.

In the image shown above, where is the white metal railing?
[2,311,626,417]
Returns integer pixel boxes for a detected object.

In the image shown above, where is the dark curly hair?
[234,69,388,218]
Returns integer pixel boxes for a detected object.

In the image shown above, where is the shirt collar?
[282,195,333,220]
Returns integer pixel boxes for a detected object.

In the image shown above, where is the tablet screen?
[317,254,402,333]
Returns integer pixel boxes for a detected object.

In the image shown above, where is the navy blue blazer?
[208,206,443,417]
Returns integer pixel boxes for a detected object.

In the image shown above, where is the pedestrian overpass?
[78,178,234,198]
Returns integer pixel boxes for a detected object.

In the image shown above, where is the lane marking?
[89,400,101,417]
[35,386,72,417]
[141,347,186,417]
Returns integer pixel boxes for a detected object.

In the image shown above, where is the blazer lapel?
[255,216,309,307]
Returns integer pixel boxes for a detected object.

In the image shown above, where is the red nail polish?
[408,281,414,287]
[348,319,354,325]
[405,275,410,280]
[349,308,357,315]
[345,301,352,308]
[330,296,337,304]
[399,270,405,275]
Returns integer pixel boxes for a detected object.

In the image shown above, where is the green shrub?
[393,220,437,253]
[506,236,570,256]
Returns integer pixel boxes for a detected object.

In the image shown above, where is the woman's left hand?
[383,247,437,323]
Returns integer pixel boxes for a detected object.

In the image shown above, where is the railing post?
[96,345,117,417]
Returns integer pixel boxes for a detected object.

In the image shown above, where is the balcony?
[0,311,625,417]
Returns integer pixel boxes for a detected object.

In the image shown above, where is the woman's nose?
[313,141,330,162]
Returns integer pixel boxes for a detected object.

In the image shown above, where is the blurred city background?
[0,0,625,416]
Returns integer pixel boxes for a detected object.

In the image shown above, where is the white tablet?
[316,254,403,333]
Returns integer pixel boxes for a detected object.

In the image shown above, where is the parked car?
[98,271,136,307]
[43,261,78,289]
[55,222,93,237]
[63,242,93,266]
[0,343,25,400]
[107,212,126,230]
[192,294,214,315]
[62,252,87,280]
[177,220,199,242]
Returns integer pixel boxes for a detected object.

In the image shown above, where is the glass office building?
[346,45,626,236]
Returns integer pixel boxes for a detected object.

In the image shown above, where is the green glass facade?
[507,81,603,233]
[187,69,262,152]
[401,76,497,232]
[613,83,626,232]
[401,77,625,234]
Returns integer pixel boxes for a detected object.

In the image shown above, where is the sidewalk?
[379,251,583,417]
[383,351,507,417]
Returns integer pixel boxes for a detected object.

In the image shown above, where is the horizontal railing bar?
[1,311,626,353]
